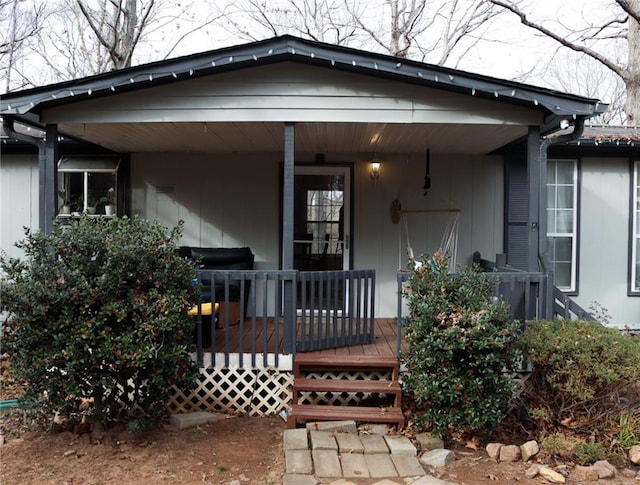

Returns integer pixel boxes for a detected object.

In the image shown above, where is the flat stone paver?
[383,435,417,455]
[390,454,426,477]
[169,411,217,430]
[310,430,338,450]
[283,427,461,483]
[360,433,389,454]
[284,428,310,450]
[410,476,459,485]
[306,420,357,433]
[312,449,342,478]
[370,481,405,485]
[282,474,319,485]
[286,449,314,475]
[365,453,398,478]
[336,433,364,453]
[340,453,370,478]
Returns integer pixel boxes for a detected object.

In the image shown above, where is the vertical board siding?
[1,155,38,258]
[131,151,504,318]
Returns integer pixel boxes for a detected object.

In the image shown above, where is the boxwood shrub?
[517,319,640,436]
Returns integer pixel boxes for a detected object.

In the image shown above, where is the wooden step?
[287,404,405,429]
[293,377,401,395]
[292,377,402,406]
[294,354,399,378]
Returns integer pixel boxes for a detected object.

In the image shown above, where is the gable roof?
[1,35,607,131]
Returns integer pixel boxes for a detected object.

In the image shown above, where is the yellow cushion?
[188,302,219,316]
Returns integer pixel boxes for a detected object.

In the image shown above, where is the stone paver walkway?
[283,421,459,485]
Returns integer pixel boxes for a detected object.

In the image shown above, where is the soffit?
[57,120,527,155]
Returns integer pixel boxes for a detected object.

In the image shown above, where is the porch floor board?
[205,317,406,358]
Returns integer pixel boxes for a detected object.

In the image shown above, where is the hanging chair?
[391,198,460,271]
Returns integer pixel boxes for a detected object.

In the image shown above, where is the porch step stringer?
[288,354,405,429]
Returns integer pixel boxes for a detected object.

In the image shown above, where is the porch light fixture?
[370,160,381,180]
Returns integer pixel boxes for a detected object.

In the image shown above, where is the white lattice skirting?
[166,364,532,417]
[168,367,294,416]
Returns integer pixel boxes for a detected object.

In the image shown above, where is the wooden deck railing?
[190,269,376,368]
[552,286,598,322]
[396,270,551,324]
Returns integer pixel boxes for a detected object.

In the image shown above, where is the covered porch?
[1,37,607,418]
[1,38,607,322]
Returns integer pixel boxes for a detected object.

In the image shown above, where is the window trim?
[546,158,579,294]
[630,160,640,296]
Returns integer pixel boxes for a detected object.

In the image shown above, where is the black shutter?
[505,154,528,270]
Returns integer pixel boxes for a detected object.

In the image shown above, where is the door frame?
[280,162,354,271]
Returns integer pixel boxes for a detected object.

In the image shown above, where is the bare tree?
[213,0,359,46]
[487,0,640,123]
[0,0,49,91]
[213,0,499,65]
[75,0,156,70]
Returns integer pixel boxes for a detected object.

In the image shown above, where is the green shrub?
[0,216,199,430]
[401,253,521,438]
[574,442,606,465]
[540,433,578,459]
[517,319,640,435]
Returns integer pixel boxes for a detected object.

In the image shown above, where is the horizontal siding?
[44,63,542,125]
[574,157,639,327]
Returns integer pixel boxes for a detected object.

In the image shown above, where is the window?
[57,157,119,216]
[632,161,640,294]
[547,159,578,292]
[306,188,343,256]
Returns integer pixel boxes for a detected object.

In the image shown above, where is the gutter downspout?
[2,118,51,234]
[537,116,586,318]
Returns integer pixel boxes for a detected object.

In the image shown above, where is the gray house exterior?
[5,35,635,329]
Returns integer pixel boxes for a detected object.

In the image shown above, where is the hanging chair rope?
[393,199,460,270]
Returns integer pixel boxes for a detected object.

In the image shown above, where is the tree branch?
[487,0,628,80]
[617,0,640,24]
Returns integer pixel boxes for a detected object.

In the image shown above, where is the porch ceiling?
[59,121,527,155]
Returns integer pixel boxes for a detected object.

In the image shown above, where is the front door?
[292,165,372,351]
[293,165,351,272]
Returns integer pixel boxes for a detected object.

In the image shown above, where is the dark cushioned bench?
[178,247,254,345]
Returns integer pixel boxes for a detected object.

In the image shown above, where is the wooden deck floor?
[202,317,407,358]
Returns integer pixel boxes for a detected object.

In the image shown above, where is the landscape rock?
[486,442,502,460]
[620,468,638,478]
[498,444,521,463]
[593,460,616,479]
[630,444,640,465]
[524,464,540,478]
[419,449,455,468]
[520,440,539,462]
[538,466,566,484]
[573,465,599,481]
[416,433,444,451]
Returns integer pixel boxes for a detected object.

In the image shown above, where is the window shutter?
[505,154,528,270]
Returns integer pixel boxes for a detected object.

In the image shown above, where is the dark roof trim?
[1,35,607,121]
[495,124,639,156]
[548,124,640,147]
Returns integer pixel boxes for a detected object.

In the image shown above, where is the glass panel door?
[294,165,350,271]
